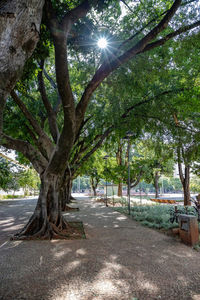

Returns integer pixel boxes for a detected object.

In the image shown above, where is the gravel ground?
[0,196,200,300]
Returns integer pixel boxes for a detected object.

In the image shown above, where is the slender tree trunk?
[183,166,191,206]
[90,177,98,196]
[92,185,97,196]
[154,171,160,198]
[118,182,123,197]
[177,148,191,206]
[183,184,190,206]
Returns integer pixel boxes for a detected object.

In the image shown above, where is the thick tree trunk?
[65,178,73,204]
[60,175,73,211]
[154,171,160,198]
[183,184,191,206]
[13,173,70,240]
[118,182,123,197]
[0,0,44,112]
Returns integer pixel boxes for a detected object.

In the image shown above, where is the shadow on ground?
[0,197,200,300]
[0,198,37,242]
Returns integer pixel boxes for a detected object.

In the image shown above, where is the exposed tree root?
[62,205,79,212]
[11,215,83,240]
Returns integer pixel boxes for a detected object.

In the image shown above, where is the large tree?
[0,0,45,129]
[0,0,200,239]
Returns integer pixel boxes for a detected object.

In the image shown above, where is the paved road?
[0,197,37,246]
[0,196,200,300]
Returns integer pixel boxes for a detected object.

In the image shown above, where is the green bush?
[141,220,150,226]
[114,203,198,231]
[5,195,21,199]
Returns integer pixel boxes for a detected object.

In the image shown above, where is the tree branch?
[120,0,134,13]
[43,68,61,114]
[73,126,113,172]
[119,8,169,50]
[75,0,182,130]
[0,133,48,174]
[10,90,54,157]
[122,88,185,119]
[118,0,196,51]
[44,1,81,174]
[74,116,93,143]
[177,146,185,184]
[62,0,90,30]
[130,172,142,188]
[46,33,77,173]
[141,20,200,54]
[38,60,60,143]
[72,86,187,174]
[24,124,49,160]
[17,91,46,127]
[71,140,87,167]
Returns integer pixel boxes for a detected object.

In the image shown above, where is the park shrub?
[114,203,198,231]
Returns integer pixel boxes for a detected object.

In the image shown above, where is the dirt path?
[0,196,200,300]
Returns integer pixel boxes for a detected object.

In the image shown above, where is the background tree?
[18,169,40,196]
[132,139,174,198]
[72,176,90,192]
[190,176,200,194]
[78,150,104,196]
[0,157,14,192]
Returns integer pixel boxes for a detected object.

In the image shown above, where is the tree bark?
[90,177,99,196]
[154,171,160,198]
[182,166,191,206]
[92,185,97,196]
[118,182,123,197]
[0,0,44,129]
[64,177,73,205]
[177,147,191,206]
[13,172,70,239]
[59,169,73,210]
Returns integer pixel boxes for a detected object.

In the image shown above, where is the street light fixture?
[103,154,109,207]
[123,131,134,215]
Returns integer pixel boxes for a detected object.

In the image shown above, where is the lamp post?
[123,131,134,215]
[103,154,109,207]
[78,175,81,193]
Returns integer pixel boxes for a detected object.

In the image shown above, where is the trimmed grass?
[0,195,22,200]
[131,195,151,201]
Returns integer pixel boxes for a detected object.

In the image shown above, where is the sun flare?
[97,38,108,49]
